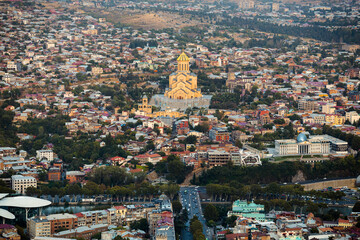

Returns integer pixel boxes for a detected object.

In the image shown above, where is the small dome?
[356,175,360,186]
[297,133,307,143]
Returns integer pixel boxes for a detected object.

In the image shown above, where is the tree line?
[26,180,180,201]
[0,109,18,147]
[219,16,360,45]
[195,155,360,185]
[205,182,345,203]
[190,216,206,240]
[129,39,158,49]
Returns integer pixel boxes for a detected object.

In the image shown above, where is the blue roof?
[297,133,307,143]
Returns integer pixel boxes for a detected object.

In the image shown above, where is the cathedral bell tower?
[177,52,190,72]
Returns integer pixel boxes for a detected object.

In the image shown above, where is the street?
[180,186,213,240]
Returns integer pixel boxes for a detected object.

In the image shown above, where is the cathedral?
[150,52,211,111]
[164,52,203,100]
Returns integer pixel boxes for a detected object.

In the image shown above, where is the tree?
[235,139,243,148]
[225,215,238,227]
[194,123,210,133]
[289,114,301,121]
[161,184,180,200]
[145,141,155,151]
[88,166,136,187]
[189,145,196,152]
[145,162,154,171]
[130,218,149,232]
[26,186,40,196]
[172,200,183,215]
[15,225,28,240]
[306,201,319,214]
[274,119,285,124]
[204,204,219,222]
[356,216,360,228]
[193,230,206,240]
[266,182,281,194]
[190,216,203,235]
[73,86,84,95]
[353,201,360,212]
[0,109,18,147]
[214,110,225,120]
[185,135,197,144]
[76,72,87,81]
[91,232,101,239]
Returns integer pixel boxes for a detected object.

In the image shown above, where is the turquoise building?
[227,200,266,221]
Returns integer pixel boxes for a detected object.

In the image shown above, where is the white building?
[232,149,261,166]
[321,103,336,114]
[11,175,37,194]
[7,61,21,71]
[91,67,103,75]
[275,134,347,156]
[346,111,360,124]
[36,150,54,161]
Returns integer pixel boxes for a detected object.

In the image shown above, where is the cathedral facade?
[150,52,211,111]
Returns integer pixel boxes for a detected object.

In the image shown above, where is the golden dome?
[177,52,189,62]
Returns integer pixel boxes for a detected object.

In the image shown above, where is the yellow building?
[325,114,345,126]
[138,96,152,114]
[338,219,353,228]
[151,110,185,118]
[164,52,202,100]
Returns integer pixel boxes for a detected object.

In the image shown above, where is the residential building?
[209,128,230,142]
[91,67,103,75]
[36,150,54,161]
[208,150,230,166]
[11,175,37,195]
[48,168,61,181]
[238,0,255,9]
[66,171,85,183]
[134,153,162,164]
[0,225,21,240]
[53,224,108,240]
[0,147,17,157]
[298,100,319,111]
[27,216,51,238]
[47,213,78,234]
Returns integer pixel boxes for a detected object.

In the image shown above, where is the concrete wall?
[301,178,356,191]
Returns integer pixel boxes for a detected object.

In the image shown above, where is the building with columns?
[275,134,347,156]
